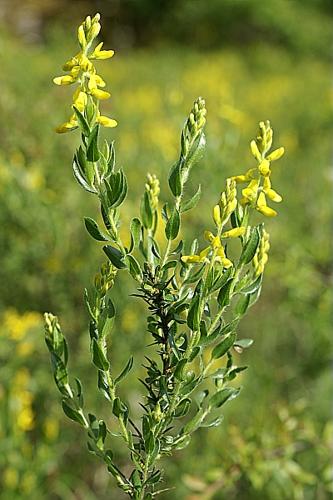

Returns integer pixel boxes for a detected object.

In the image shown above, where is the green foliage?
[0,5,331,498]
[42,15,292,498]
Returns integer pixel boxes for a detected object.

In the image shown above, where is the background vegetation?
[0,1,332,498]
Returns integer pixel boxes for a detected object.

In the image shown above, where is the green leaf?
[200,416,224,428]
[141,191,153,229]
[235,294,250,316]
[92,338,109,371]
[168,161,182,196]
[217,278,233,307]
[115,357,134,385]
[174,398,191,418]
[241,275,263,294]
[62,400,86,426]
[183,407,207,434]
[180,184,201,213]
[165,207,180,240]
[187,295,201,331]
[103,170,128,209]
[73,155,97,194]
[240,227,260,264]
[72,106,90,136]
[84,217,109,241]
[183,264,206,284]
[184,132,206,172]
[103,245,126,269]
[174,359,188,381]
[209,387,240,409]
[211,267,233,293]
[125,254,142,280]
[211,332,236,359]
[86,124,100,162]
[130,217,142,249]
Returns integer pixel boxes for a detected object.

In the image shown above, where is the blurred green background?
[0,0,332,498]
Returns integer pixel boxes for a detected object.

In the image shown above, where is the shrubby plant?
[44,14,285,499]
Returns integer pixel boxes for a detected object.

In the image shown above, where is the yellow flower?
[96,115,118,127]
[221,227,246,238]
[91,88,111,100]
[267,147,285,161]
[256,192,277,217]
[258,159,271,176]
[250,139,261,161]
[263,177,282,203]
[55,114,78,134]
[91,42,115,60]
[73,90,87,112]
[54,13,117,132]
[242,179,259,203]
[215,246,233,268]
[213,204,221,226]
[53,75,76,86]
[181,247,210,264]
[204,231,221,249]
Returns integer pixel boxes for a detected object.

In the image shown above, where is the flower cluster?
[145,173,160,210]
[53,13,117,133]
[232,120,284,217]
[181,96,207,157]
[253,228,270,275]
[182,178,245,267]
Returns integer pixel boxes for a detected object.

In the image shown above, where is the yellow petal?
[250,140,261,161]
[221,258,233,268]
[213,205,221,226]
[73,91,87,112]
[91,88,111,100]
[267,147,285,161]
[257,191,267,207]
[199,246,211,261]
[94,74,106,88]
[256,205,277,217]
[78,25,87,48]
[55,121,78,134]
[53,75,75,86]
[95,49,115,60]
[266,188,282,203]
[221,227,246,238]
[181,255,201,264]
[232,174,248,183]
[258,159,271,176]
[204,231,214,242]
[96,116,118,128]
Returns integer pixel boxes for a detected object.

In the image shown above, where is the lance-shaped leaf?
[187,295,201,331]
[84,217,109,241]
[73,106,90,137]
[92,338,110,371]
[217,278,233,307]
[115,356,134,385]
[240,226,260,264]
[180,184,201,213]
[211,331,236,359]
[73,155,97,194]
[103,245,126,269]
[141,191,153,229]
[125,254,142,281]
[62,400,86,426]
[235,294,251,316]
[209,387,240,409]
[87,124,100,162]
[129,217,142,250]
[165,207,180,240]
[168,161,182,197]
